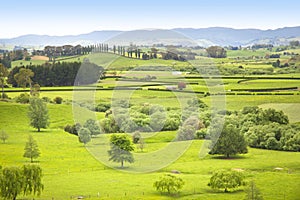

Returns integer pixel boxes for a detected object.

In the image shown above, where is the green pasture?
[88,53,189,70]
[226,49,270,58]
[2,50,300,199]
[12,59,47,67]
[0,102,300,199]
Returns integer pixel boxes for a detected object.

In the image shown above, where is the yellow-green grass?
[55,55,89,62]
[0,102,300,199]
[226,79,300,90]
[218,95,300,111]
[280,48,300,54]
[3,84,300,113]
[12,60,47,67]
[11,55,89,68]
[227,49,271,58]
[89,53,190,70]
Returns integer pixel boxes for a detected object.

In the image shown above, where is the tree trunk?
[1,84,4,98]
[226,153,230,158]
[225,188,228,193]
[38,127,40,132]
[29,81,32,95]
[121,160,124,168]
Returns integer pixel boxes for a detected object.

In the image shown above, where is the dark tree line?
[251,44,273,50]
[8,61,104,87]
[0,52,13,68]
[93,44,109,53]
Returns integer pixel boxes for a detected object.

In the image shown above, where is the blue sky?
[1,0,300,38]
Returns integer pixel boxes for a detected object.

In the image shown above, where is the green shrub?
[208,170,245,192]
[132,131,141,144]
[95,102,111,112]
[154,174,184,195]
[15,93,30,104]
[64,123,81,136]
[41,96,51,103]
[53,96,63,104]
[196,128,209,139]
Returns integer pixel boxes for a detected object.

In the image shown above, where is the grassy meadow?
[1,48,300,199]
[1,101,300,199]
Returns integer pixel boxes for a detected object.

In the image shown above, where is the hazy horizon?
[1,25,300,39]
[2,0,300,38]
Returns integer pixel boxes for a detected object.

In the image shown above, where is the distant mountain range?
[0,27,300,48]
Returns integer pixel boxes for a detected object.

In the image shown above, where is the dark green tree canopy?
[209,123,248,158]
[8,62,104,87]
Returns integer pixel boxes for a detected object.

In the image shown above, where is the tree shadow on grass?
[210,155,247,160]
[23,160,40,164]
[29,129,52,133]
[204,188,245,194]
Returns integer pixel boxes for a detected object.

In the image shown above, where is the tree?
[108,134,134,168]
[14,68,34,92]
[0,130,8,143]
[0,167,23,200]
[209,123,248,158]
[23,135,40,163]
[150,111,166,132]
[272,59,281,68]
[53,96,63,104]
[0,165,43,200]
[0,64,9,98]
[32,83,40,97]
[83,119,101,137]
[245,180,263,200]
[153,174,184,195]
[289,40,300,47]
[177,82,186,90]
[64,123,81,136]
[22,165,44,196]
[177,116,205,141]
[261,108,289,125]
[78,128,91,145]
[137,138,145,152]
[206,46,227,58]
[177,125,195,141]
[208,170,245,192]
[28,98,50,132]
[132,131,141,144]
